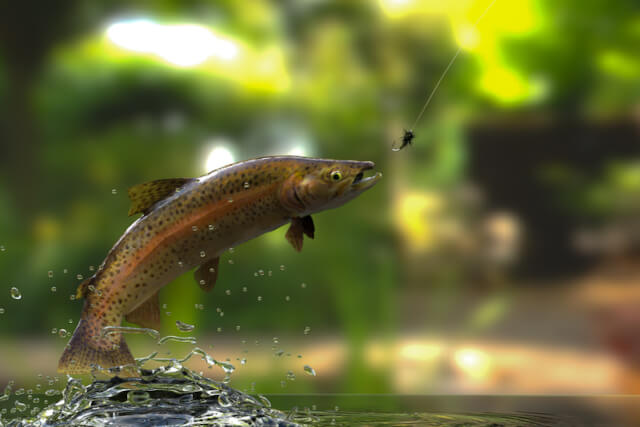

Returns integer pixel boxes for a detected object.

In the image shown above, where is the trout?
[58,156,381,374]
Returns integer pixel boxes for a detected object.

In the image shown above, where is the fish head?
[280,157,382,216]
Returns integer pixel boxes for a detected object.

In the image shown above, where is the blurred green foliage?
[0,0,639,393]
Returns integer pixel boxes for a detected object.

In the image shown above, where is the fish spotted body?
[58,156,381,374]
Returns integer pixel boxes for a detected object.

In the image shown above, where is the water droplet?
[280,380,286,388]
[242,286,247,292]
[228,247,235,254]
[243,182,250,189]
[268,270,272,277]
[227,198,233,203]
[47,270,53,279]
[0,308,4,314]
[0,245,5,252]
[69,294,76,301]
[257,296,262,302]
[165,312,172,316]
[297,354,303,358]
[216,307,221,313]
[280,265,285,271]
[304,365,316,376]
[68,318,73,324]
[197,304,204,310]
[228,259,234,264]
[285,295,290,301]
[225,289,231,295]
[287,370,296,381]
[301,282,307,288]
[127,390,151,405]
[273,337,279,344]
[14,400,26,412]
[303,326,311,335]
[111,188,117,195]
[258,269,264,276]
[275,350,284,357]
[178,261,184,267]
[219,311,224,317]
[63,269,68,274]
[44,389,58,397]
[192,225,198,232]
[200,251,206,258]
[176,320,195,332]
[89,265,95,271]
[58,329,68,338]
[208,224,215,231]
[50,286,57,293]
[235,325,241,331]
[199,279,206,286]
[217,327,222,333]
[10,287,21,300]
[162,304,167,309]
[240,358,246,365]
[51,328,57,334]
[208,267,215,273]
[76,274,83,280]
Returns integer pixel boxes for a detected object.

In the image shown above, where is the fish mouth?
[351,162,382,191]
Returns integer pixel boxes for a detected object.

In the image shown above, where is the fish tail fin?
[57,317,135,375]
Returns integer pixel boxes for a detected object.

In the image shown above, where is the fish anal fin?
[58,317,135,375]
[125,292,161,330]
[127,178,194,216]
[195,257,219,292]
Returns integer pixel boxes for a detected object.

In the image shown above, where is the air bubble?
[200,251,206,258]
[235,325,240,331]
[301,282,307,288]
[51,328,57,335]
[69,295,76,301]
[0,308,4,314]
[47,271,53,279]
[285,296,290,302]
[0,246,5,252]
[257,296,262,302]
[199,279,206,286]
[111,189,117,195]
[228,259,234,264]
[50,286,57,293]
[225,289,231,295]
[304,365,316,376]
[287,370,296,381]
[192,226,198,232]
[10,287,21,300]
[258,269,264,276]
[243,182,250,189]
[58,329,68,338]
[76,274,83,280]
[242,286,247,292]
[280,265,285,271]
[303,326,311,335]
[208,224,215,231]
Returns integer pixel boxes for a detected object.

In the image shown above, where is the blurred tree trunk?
[0,0,78,218]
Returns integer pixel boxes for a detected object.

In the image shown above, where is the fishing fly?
[392,0,498,151]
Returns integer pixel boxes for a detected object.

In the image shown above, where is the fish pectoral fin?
[127,178,195,216]
[194,257,219,292]
[76,275,96,299]
[286,216,314,252]
[300,215,315,239]
[125,291,161,330]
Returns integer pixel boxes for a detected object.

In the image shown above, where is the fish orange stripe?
[94,182,279,318]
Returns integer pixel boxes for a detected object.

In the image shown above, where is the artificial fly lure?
[392,0,498,151]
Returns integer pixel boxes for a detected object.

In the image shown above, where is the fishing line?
[393,0,498,151]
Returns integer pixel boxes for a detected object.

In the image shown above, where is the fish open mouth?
[351,162,382,191]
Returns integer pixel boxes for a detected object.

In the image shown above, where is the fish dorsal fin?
[75,275,96,299]
[195,257,219,292]
[125,291,161,330]
[127,178,194,216]
[285,215,315,252]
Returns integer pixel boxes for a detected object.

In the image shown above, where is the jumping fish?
[58,156,382,374]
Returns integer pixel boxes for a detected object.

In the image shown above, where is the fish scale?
[58,156,382,374]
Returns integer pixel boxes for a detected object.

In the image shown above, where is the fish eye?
[330,171,342,181]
